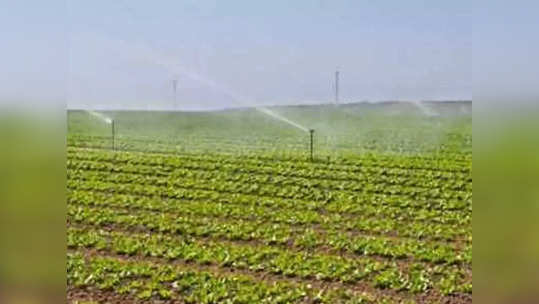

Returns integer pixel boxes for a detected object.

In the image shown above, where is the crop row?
[68,169,471,214]
[68,138,310,160]
[67,161,469,204]
[67,132,471,161]
[68,189,470,243]
[67,155,471,193]
[67,155,470,194]
[67,146,471,177]
[67,176,471,228]
[68,139,461,166]
[68,252,404,303]
[68,167,470,224]
[66,142,471,175]
[67,227,471,295]
[67,205,472,265]
[67,132,471,165]
[68,134,309,151]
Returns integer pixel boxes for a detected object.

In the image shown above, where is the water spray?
[86,111,115,150]
[309,129,315,162]
[103,21,310,133]
[256,107,309,132]
[87,110,112,124]
[114,0,314,134]
[411,101,439,117]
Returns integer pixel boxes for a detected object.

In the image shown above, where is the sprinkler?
[309,129,315,162]
[111,120,115,151]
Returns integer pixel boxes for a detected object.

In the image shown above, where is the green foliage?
[66,105,471,303]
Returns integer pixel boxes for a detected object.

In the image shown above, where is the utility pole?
[172,79,178,110]
[335,68,340,105]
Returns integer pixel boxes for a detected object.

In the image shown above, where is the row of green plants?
[67,175,471,230]
[68,252,403,304]
[67,132,471,161]
[67,133,470,165]
[68,173,470,227]
[68,138,313,160]
[67,204,472,266]
[68,169,472,212]
[67,155,471,194]
[68,188,471,243]
[67,175,471,242]
[67,227,471,295]
[67,147,471,180]
[68,133,310,152]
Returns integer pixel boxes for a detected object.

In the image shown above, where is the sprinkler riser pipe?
[309,129,314,162]
[111,120,115,151]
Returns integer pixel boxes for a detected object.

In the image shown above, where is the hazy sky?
[0,1,66,108]
[2,1,473,110]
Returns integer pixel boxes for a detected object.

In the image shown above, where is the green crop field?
[67,102,472,303]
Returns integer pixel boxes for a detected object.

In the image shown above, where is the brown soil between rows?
[68,287,161,304]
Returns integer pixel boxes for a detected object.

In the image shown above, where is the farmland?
[67,102,472,303]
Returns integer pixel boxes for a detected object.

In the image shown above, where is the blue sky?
[0,0,66,107]
[2,1,474,110]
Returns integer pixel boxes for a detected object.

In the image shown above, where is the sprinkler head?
[309,129,314,134]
